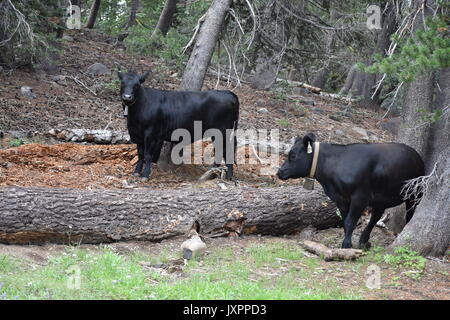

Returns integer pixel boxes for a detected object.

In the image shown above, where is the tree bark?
[359,0,398,109]
[85,0,101,29]
[388,0,450,256]
[0,186,340,245]
[390,143,450,256]
[390,67,450,256]
[339,64,357,95]
[152,0,177,38]
[124,0,139,30]
[341,1,397,105]
[311,8,337,89]
[180,0,232,91]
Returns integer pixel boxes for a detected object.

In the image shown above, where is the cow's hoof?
[132,172,140,177]
[359,242,372,250]
[140,177,149,182]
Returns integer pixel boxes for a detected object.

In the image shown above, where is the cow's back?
[342,143,424,206]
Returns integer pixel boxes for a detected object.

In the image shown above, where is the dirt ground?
[0,142,295,189]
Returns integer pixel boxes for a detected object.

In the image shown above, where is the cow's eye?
[289,153,295,161]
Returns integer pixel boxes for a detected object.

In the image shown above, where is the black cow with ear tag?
[277,133,425,249]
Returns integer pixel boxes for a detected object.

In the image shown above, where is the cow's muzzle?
[122,94,133,101]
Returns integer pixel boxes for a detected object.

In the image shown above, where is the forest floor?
[0,29,448,300]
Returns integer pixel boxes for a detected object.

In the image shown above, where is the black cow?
[277,133,425,249]
[118,70,239,180]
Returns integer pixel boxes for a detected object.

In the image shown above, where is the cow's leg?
[132,143,144,177]
[141,133,155,180]
[358,207,384,250]
[342,196,366,248]
[336,199,349,225]
[152,139,164,163]
[222,128,235,180]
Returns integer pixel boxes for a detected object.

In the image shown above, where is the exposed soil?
[0,142,295,189]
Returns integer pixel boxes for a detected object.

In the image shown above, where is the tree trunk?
[341,1,397,104]
[390,143,450,256]
[390,67,450,256]
[359,1,398,109]
[85,0,101,29]
[124,0,139,30]
[388,0,450,256]
[0,186,339,245]
[339,64,357,95]
[152,0,177,38]
[311,8,337,89]
[180,0,232,91]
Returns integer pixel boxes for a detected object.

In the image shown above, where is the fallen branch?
[301,240,364,261]
[275,78,322,94]
[67,76,97,96]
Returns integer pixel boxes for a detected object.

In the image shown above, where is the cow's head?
[277,133,316,180]
[117,70,150,104]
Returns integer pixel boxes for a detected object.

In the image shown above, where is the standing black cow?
[118,70,239,180]
[277,133,425,249]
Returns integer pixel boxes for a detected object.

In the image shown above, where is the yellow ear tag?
[307,142,313,154]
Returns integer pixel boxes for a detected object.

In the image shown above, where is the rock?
[297,96,315,106]
[329,114,342,122]
[298,226,316,240]
[334,129,344,135]
[258,107,269,113]
[38,56,59,75]
[62,34,74,42]
[312,107,324,114]
[87,63,110,76]
[292,87,309,95]
[51,75,66,82]
[247,59,278,90]
[20,86,36,99]
[352,126,369,141]
[379,117,401,136]
[181,230,206,260]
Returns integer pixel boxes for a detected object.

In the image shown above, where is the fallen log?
[275,78,322,94]
[45,128,294,155]
[301,240,364,261]
[47,129,131,144]
[0,186,339,245]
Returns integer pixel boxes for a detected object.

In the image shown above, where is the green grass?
[8,138,23,148]
[0,241,362,300]
[277,119,291,127]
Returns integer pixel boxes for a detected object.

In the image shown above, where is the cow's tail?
[231,94,239,166]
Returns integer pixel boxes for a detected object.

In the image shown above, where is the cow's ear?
[294,136,302,144]
[140,71,150,83]
[117,71,123,80]
[302,133,316,148]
